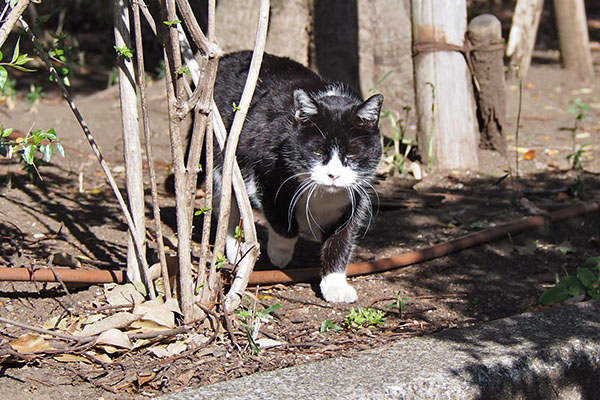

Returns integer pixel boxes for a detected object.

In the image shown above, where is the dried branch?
[0,316,94,345]
[131,1,171,299]
[215,0,270,311]
[0,0,30,48]
[18,16,152,295]
[113,0,154,298]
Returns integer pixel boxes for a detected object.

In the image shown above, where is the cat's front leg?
[319,226,357,303]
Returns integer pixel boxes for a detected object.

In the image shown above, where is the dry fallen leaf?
[523,150,536,160]
[10,334,54,354]
[133,299,175,329]
[104,283,145,306]
[96,328,134,350]
[79,312,140,336]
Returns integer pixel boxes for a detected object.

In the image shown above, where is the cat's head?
[291,85,384,191]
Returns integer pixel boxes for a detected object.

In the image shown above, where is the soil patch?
[1,54,600,398]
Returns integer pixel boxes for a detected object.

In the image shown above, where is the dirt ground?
[1,37,600,400]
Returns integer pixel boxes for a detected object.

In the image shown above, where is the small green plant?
[163,19,182,27]
[320,319,343,333]
[47,32,74,86]
[386,290,410,318]
[177,65,191,78]
[0,38,35,89]
[566,99,591,197]
[25,84,45,111]
[234,225,245,241]
[380,106,415,177]
[1,126,64,180]
[0,76,16,109]
[232,102,241,112]
[215,254,228,271]
[425,81,436,172]
[107,66,119,87]
[235,302,281,354]
[344,306,385,330]
[539,257,600,305]
[194,206,211,216]
[114,45,133,60]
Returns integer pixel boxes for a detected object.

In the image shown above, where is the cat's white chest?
[295,187,350,241]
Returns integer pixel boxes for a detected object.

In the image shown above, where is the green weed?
[344,306,385,330]
[539,257,600,305]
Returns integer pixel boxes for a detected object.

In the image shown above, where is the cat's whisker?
[310,120,327,139]
[305,184,325,239]
[336,187,356,233]
[275,171,311,202]
[288,179,314,230]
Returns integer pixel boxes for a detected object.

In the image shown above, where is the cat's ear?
[355,94,384,129]
[293,89,318,123]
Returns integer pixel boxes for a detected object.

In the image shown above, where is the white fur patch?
[310,151,357,188]
[320,272,357,303]
[267,225,298,268]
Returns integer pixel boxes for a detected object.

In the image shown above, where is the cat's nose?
[328,173,340,181]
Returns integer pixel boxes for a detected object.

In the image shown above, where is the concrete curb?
[159,301,600,400]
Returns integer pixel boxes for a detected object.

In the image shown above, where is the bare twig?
[0,316,95,345]
[213,0,270,311]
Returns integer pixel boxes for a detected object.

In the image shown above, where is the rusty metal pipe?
[1,201,597,286]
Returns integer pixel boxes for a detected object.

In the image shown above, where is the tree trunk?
[506,0,544,79]
[553,0,594,80]
[468,14,507,155]
[412,0,479,171]
[114,0,147,285]
[358,0,415,140]
[216,0,311,65]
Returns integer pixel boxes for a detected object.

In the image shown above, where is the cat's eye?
[313,150,324,156]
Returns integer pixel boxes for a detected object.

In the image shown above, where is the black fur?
[208,51,383,301]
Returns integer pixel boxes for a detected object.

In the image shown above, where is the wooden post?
[412,0,478,171]
[553,0,595,80]
[468,14,507,155]
[506,0,544,79]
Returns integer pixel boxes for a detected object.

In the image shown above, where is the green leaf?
[163,19,182,26]
[577,267,598,290]
[194,206,211,216]
[539,285,571,305]
[40,143,54,162]
[0,66,7,89]
[10,37,20,64]
[0,49,3,62]
[320,320,343,333]
[1,127,13,137]
[22,145,35,165]
[260,303,281,317]
[55,142,65,158]
[558,275,586,297]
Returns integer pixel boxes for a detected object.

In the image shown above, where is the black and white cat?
[212,51,383,303]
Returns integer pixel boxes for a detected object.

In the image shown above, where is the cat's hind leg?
[266,225,298,268]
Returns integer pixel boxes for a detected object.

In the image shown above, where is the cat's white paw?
[267,227,297,268]
[320,272,358,303]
